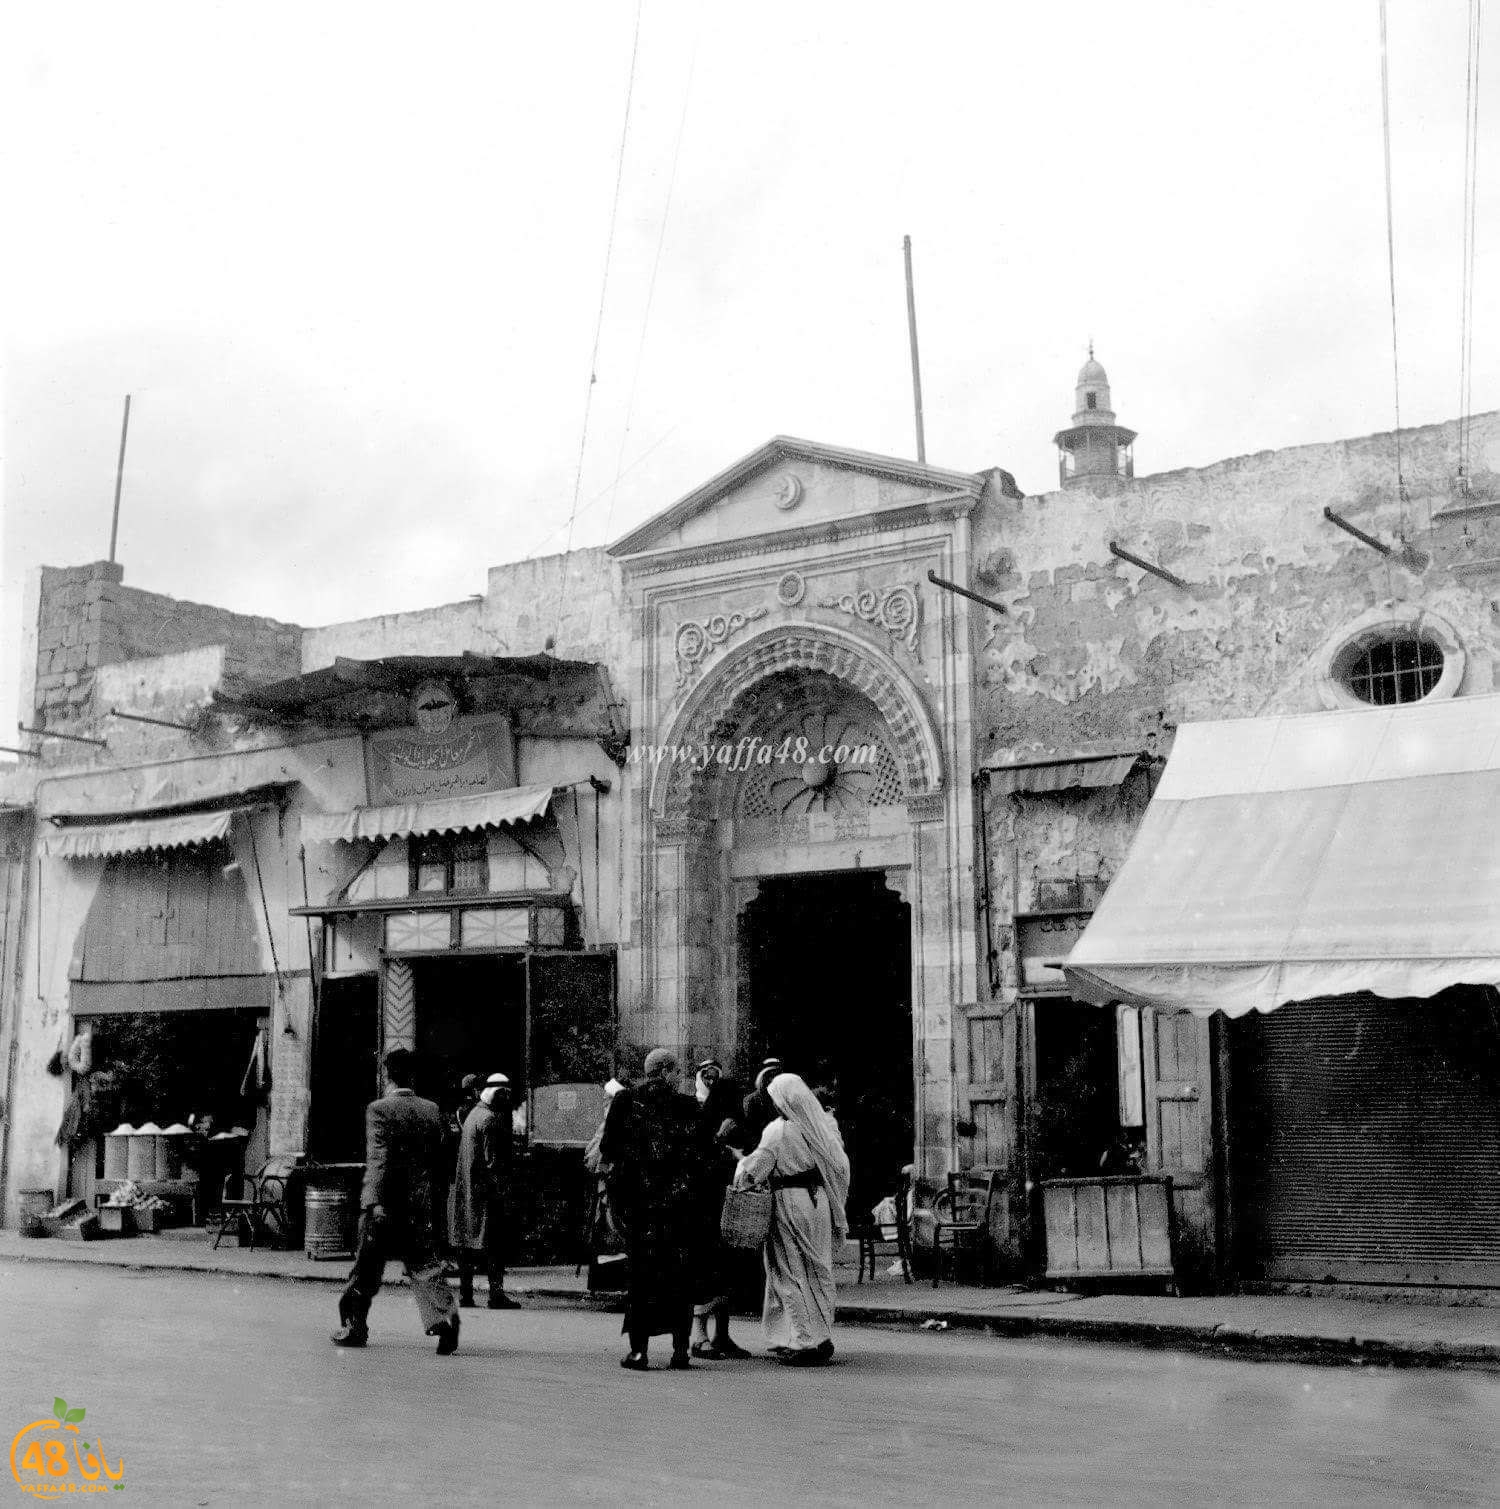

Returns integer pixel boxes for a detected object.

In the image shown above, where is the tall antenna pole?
[108,394,132,564]
[903,235,926,464]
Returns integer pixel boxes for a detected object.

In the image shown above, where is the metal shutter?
[1231,993,1500,1288]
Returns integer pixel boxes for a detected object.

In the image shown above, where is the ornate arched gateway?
[611,440,986,1184]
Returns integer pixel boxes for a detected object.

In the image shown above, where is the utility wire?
[603,10,702,546]
[1458,0,1485,491]
[558,0,645,633]
[1378,0,1410,532]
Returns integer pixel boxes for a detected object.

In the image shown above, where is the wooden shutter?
[957,1002,1018,1177]
[1141,1007,1216,1270]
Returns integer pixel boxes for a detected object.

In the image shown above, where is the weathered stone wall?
[971,412,1500,760]
[30,561,301,740]
[301,599,488,669]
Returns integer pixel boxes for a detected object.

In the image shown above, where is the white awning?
[40,807,243,859]
[302,783,556,844]
[1064,695,1500,1018]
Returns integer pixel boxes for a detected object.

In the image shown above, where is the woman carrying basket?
[732,1071,850,1366]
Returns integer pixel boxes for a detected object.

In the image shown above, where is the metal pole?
[904,236,926,464]
[108,395,132,564]
[17,723,108,748]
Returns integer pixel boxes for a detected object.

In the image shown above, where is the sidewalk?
[4,1228,1498,1373]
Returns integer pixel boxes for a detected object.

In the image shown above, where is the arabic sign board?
[1016,910,1091,995]
[364,712,517,804]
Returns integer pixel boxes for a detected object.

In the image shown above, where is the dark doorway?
[1031,1002,1122,1180]
[744,871,911,1223]
[411,955,527,1127]
[309,977,379,1163]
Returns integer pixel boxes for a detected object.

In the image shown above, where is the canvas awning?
[1063,695,1500,1018]
[984,749,1141,796]
[302,783,556,844]
[40,806,249,859]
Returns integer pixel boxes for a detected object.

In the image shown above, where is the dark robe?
[599,1079,703,1341]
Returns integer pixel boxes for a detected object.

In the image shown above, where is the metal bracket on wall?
[927,569,1007,614]
[1108,542,1191,592]
[1322,507,1430,571]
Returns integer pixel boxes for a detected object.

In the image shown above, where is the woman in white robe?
[733,1073,851,1365]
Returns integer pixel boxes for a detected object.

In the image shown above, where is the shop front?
[41,801,284,1217]
[1066,696,1500,1290]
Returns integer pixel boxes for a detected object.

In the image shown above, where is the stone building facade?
[2,359,1497,1289]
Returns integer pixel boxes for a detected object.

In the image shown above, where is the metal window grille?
[1345,636,1443,705]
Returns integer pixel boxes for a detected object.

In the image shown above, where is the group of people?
[329,1045,851,1371]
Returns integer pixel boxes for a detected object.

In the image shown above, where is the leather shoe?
[330,1322,368,1348]
[668,1350,692,1370]
[433,1316,460,1356]
[620,1351,650,1371]
[486,1293,520,1310]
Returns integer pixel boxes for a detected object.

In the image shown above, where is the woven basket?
[720,1186,772,1248]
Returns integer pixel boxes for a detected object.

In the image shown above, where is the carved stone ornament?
[770,471,804,511]
[815,583,920,653]
[776,571,806,607]
[675,606,770,697]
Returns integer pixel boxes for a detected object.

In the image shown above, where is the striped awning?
[302,783,555,844]
[40,807,245,859]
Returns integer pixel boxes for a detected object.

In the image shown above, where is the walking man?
[599,1047,703,1370]
[452,1071,520,1310]
[332,1047,460,1355]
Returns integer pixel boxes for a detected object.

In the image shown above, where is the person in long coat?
[599,1047,703,1371]
[733,1071,850,1366]
[333,1047,460,1355]
[451,1072,519,1310]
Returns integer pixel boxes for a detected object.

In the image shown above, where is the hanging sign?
[364,711,517,804]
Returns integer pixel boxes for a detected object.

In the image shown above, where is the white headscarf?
[768,1073,852,1240]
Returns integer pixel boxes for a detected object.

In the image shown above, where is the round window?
[1336,633,1444,706]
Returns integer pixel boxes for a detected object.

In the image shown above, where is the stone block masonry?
[31,560,302,737]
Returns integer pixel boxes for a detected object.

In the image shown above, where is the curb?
[6,1244,1499,1374]
[842,1303,1500,1373]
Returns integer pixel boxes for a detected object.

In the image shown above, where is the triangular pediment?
[607,437,983,559]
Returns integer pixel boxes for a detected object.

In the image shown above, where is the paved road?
[2,1262,1497,1507]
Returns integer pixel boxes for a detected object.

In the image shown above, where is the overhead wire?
[557,0,646,634]
[602,6,703,547]
[1458,0,1485,493]
[1378,0,1411,538]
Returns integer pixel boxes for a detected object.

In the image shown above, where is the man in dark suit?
[332,1047,460,1354]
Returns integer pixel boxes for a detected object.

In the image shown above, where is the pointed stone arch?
[650,623,944,828]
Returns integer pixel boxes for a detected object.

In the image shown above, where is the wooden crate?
[1043,1175,1175,1281]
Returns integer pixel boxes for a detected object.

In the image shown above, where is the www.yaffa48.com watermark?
[628,735,878,775]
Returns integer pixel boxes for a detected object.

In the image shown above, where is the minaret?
[1053,344,1136,488]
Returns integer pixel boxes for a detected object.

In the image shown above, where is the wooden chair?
[850,1168,914,1285]
[930,1169,1002,1287]
[212,1162,291,1250]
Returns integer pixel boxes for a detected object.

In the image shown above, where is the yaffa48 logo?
[9,1397,124,1494]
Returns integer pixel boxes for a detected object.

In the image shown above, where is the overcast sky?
[3,2,1496,738]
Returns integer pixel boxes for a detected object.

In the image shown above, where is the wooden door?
[1141,1007,1216,1277]
[956,1002,1018,1177]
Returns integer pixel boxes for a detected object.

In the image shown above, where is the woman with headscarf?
[732,1071,850,1366]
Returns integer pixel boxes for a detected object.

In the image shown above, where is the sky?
[3,2,1497,740]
